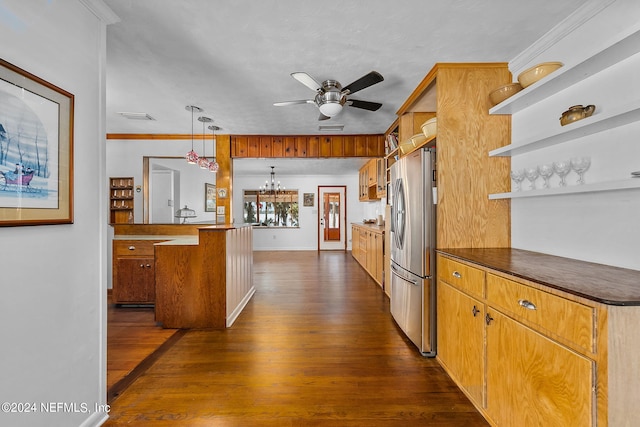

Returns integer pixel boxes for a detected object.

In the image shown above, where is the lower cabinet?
[112,240,162,304]
[436,253,599,426]
[351,224,384,286]
[437,281,485,406]
[485,310,594,426]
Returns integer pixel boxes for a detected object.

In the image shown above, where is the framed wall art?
[0,59,74,226]
[303,192,314,207]
[205,182,216,212]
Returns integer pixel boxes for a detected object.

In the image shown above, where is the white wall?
[233,172,381,250]
[508,0,640,270]
[0,1,115,426]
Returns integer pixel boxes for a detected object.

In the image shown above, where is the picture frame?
[303,192,314,207]
[205,182,216,212]
[0,59,74,226]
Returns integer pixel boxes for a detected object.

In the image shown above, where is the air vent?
[118,112,155,120]
[318,124,344,132]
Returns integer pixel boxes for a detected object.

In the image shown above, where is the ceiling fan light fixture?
[318,101,343,117]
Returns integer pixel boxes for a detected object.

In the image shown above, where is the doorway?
[150,168,179,223]
[318,186,346,251]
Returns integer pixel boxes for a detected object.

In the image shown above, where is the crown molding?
[509,0,616,74]
[78,0,120,25]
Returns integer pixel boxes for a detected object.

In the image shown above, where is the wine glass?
[553,160,572,187]
[538,164,554,189]
[510,169,525,192]
[524,167,539,190]
[571,156,591,185]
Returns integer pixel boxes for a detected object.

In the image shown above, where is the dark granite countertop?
[437,248,640,306]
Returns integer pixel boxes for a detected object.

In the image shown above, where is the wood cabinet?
[112,240,162,304]
[437,280,485,406]
[109,177,134,224]
[351,224,384,287]
[485,310,594,426]
[358,158,385,201]
[436,250,640,426]
[231,134,385,158]
[391,63,512,249]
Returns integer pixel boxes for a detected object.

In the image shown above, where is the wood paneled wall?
[231,134,385,158]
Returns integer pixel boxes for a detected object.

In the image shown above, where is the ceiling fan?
[274,71,384,120]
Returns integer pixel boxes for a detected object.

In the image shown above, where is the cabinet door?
[437,281,485,406]
[113,257,155,303]
[486,310,594,426]
[352,227,360,260]
[374,232,384,284]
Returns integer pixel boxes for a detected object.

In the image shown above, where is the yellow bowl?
[421,117,437,138]
[489,83,523,106]
[517,61,563,88]
[399,139,415,155]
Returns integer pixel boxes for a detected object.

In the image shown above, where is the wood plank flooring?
[104,250,488,426]
[106,298,178,393]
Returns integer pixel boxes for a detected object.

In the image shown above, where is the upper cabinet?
[488,27,640,200]
[359,158,385,201]
[392,63,512,249]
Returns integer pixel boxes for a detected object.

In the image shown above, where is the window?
[243,190,299,227]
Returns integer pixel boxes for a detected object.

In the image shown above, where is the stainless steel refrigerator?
[389,146,436,356]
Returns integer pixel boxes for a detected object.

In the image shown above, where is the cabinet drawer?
[113,240,158,257]
[437,256,485,298]
[486,273,594,352]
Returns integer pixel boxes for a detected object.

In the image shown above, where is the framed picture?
[205,183,216,212]
[0,59,74,226]
[303,192,314,207]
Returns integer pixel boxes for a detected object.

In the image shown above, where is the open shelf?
[490,28,640,116]
[489,104,640,157]
[489,178,640,199]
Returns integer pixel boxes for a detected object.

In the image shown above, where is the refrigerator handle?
[391,266,418,286]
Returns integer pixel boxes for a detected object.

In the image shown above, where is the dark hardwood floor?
[104,250,487,426]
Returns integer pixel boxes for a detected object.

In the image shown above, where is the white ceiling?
[104,0,585,137]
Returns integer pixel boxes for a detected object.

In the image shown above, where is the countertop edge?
[437,248,640,306]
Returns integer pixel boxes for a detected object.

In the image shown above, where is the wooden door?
[318,186,346,250]
[436,281,485,406]
[486,310,594,426]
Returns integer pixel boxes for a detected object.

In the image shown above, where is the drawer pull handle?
[518,299,537,310]
[452,271,462,279]
[128,246,136,250]
[146,264,151,268]
[139,264,145,268]
[472,305,480,317]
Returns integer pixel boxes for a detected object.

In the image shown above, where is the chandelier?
[185,105,203,164]
[260,166,284,196]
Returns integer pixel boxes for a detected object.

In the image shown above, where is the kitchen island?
[154,224,254,329]
[112,223,254,329]
[436,247,640,427]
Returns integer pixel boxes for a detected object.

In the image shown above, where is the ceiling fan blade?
[291,72,322,91]
[318,113,331,121]
[347,99,383,111]
[273,99,315,107]
[342,71,384,95]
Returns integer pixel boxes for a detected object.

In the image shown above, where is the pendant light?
[185,105,203,164]
[197,116,213,169]
[207,125,220,173]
